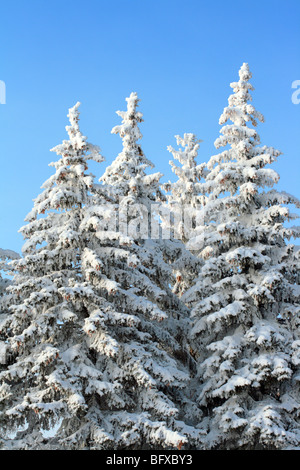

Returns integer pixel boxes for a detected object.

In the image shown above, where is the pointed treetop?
[125,91,142,119]
[168,133,203,174]
[100,92,164,203]
[65,101,84,143]
[211,63,266,160]
[67,101,81,122]
[22,103,104,222]
[237,62,252,82]
[164,132,206,206]
[219,62,264,128]
[50,102,103,163]
[111,92,143,149]
[229,63,253,97]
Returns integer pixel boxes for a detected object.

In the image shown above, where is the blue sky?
[0,0,299,254]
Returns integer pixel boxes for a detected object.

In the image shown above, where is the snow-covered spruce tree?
[63,92,202,450]
[0,102,105,449]
[162,133,207,298]
[183,63,300,450]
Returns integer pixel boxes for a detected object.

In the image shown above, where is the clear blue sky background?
[0,0,299,254]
